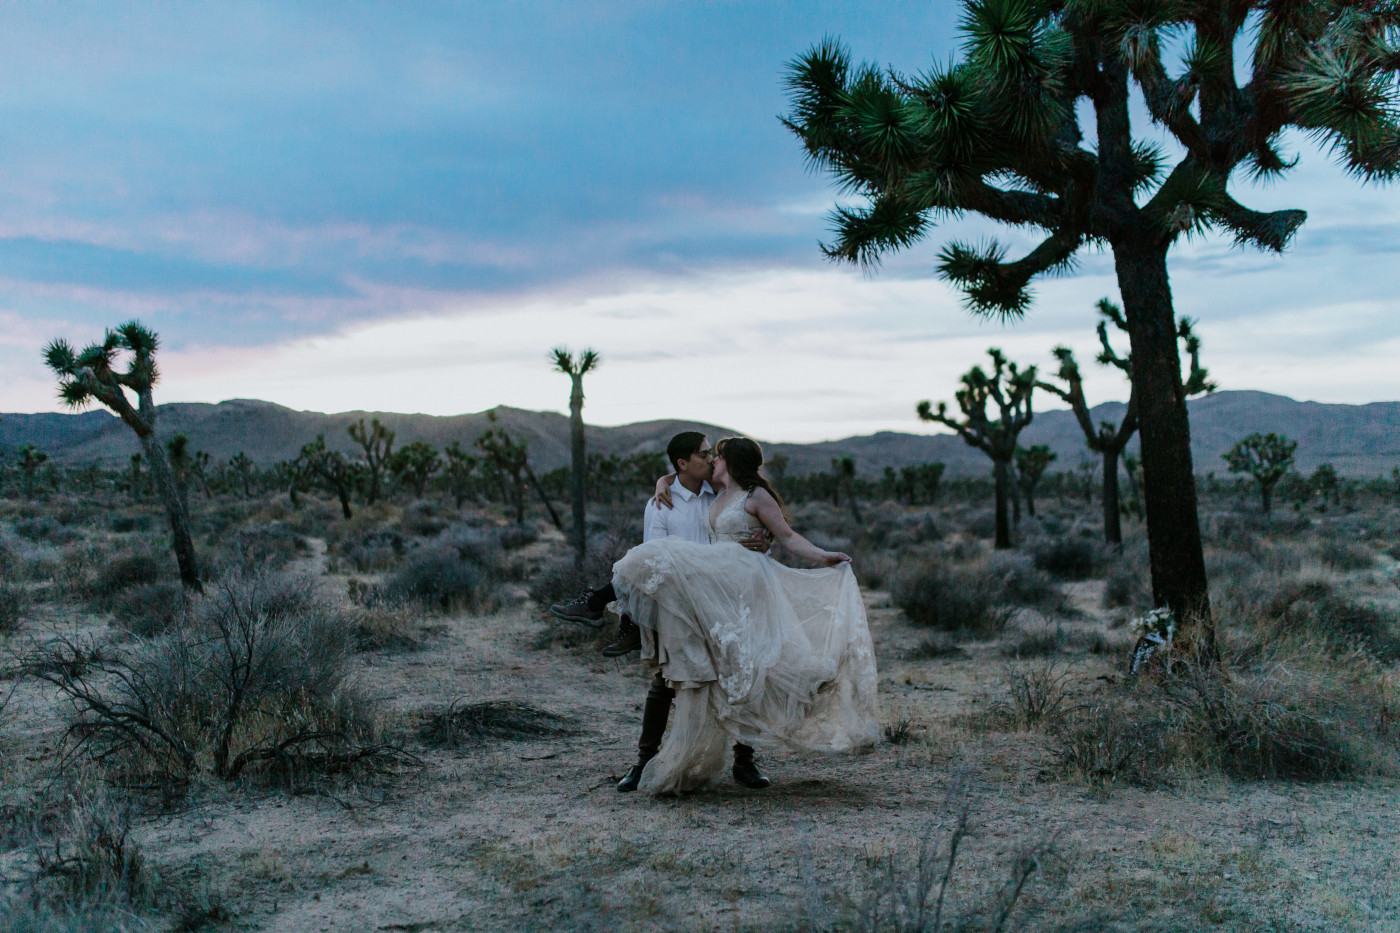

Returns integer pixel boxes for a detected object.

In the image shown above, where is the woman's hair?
[716,436,786,512]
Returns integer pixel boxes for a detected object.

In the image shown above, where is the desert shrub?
[1102,558,1150,612]
[0,531,20,575]
[1314,538,1377,571]
[853,549,899,590]
[816,778,1055,933]
[400,508,449,539]
[1027,534,1100,580]
[379,545,496,613]
[108,582,188,638]
[223,522,307,574]
[13,516,81,545]
[986,551,1059,609]
[992,658,1073,729]
[497,524,539,551]
[1056,654,1379,786]
[891,560,1016,637]
[89,552,166,600]
[962,508,998,540]
[908,632,964,659]
[529,522,637,610]
[1,581,30,633]
[1262,580,1400,662]
[999,625,1066,658]
[1166,663,1355,781]
[3,776,147,930]
[106,514,152,533]
[24,571,410,787]
[1054,699,1173,787]
[350,599,422,651]
[335,528,406,573]
[419,698,576,747]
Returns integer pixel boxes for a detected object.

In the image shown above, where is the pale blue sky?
[2,2,1397,441]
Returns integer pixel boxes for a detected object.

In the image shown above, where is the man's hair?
[666,431,707,473]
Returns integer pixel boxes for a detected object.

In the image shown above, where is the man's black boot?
[601,615,641,657]
[618,675,674,792]
[731,743,771,789]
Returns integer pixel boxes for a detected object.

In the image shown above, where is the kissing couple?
[553,432,880,796]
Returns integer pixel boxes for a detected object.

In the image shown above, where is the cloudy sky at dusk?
[2,2,1397,442]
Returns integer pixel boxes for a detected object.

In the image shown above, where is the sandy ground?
[3,542,1399,932]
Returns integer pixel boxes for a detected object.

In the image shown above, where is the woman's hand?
[653,473,675,509]
[820,551,852,567]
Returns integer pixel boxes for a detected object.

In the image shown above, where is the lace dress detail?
[611,488,880,795]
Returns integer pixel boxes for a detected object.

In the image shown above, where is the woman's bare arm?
[746,487,850,566]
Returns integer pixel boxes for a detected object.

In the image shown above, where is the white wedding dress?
[611,490,880,794]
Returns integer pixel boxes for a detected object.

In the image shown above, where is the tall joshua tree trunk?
[551,347,600,566]
[1102,447,1123,547]
[142,433,200,588]
[1117,248,1211,649]
[992,458,1012,549]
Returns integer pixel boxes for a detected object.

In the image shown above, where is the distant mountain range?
[2,390,1397,477]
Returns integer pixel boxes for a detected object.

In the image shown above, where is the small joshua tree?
[230,451,255,499]
[1015,444,1056,518]
[388,441,442,499]
[918,349,1036,549]
[44,322,201,590]
[442,441,479,508]
[475,410,563,528]
[347,418,395,505]
[550,347,600,564]
[832,456,863,524]
[1038,299,1214,545]
[1311,463,1341,509]
[295,434,361,519]
[17,445,48,500]
[1223,433,1297,514]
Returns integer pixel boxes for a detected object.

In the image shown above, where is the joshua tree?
[917,349,1036,548]
[551,347,600,564]
[1311,463,1340,508]
[1039,299,1215,545]
[230,451,255,499]
[475,410,558,527]
[348,418,395,505]
[17,445,48,499]
[767,454,790,489]
[1015,444,1056,518]
[442,441,480,508]
[831,456,863,524]
[898,463,946,505]
[1223,433,1297,513]
[295,434,361,519]
[44,323,201,590]
[785,1,1400,654]
[389,441,442,499]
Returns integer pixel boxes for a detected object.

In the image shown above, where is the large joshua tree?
[44,322,201,590]
[917,348,1036,549]
[550,347,600,564]
[784,1,1400,654]
[1038,299,1214,546]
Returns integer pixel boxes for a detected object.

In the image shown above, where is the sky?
[1,2,1398,442]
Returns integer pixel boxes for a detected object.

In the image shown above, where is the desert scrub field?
[1,483,1398,932]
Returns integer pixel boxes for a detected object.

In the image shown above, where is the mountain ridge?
[2,390,1397,477]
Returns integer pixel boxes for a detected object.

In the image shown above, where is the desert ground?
[2,482,1398,932]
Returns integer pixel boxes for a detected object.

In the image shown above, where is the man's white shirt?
[643,481,714,545]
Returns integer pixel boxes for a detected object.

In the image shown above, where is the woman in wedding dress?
[611,436,880,795]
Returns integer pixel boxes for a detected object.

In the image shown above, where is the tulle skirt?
[612,538,880,794]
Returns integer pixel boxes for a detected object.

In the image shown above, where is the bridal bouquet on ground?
[1128,607,1176,674]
